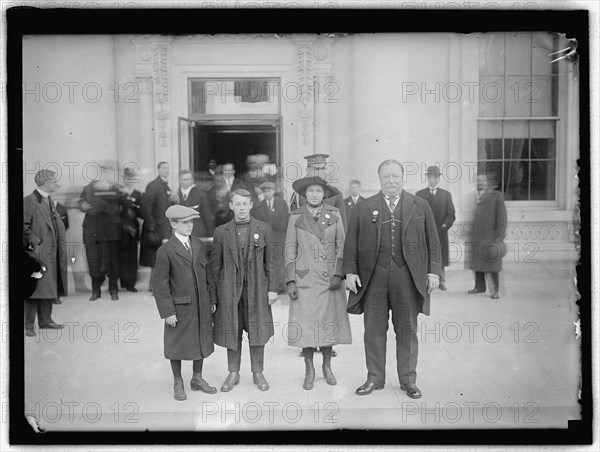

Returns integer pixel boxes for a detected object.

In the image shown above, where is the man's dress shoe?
[252,372,270,391]
[39,323,64,329]
[89,293,100,301]
[111,293,119,301]
[400,383,422,399]
[491,293,500,299]
[467,289,485,294]
[220,372,240,392]
[25,329,36,337]
[355,381,384,395]
[53,299,62,304]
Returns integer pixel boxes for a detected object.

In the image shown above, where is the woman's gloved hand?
[286,281,298,300]
[328,275,343,291]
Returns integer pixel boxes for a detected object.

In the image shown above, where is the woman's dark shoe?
[173,377,186,401]
[190,373,217,394]
[322,354,337,386]
[303,357,315,390]
[467,288,485,294]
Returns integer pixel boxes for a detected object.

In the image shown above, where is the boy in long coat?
[23,170,68,336]
[416,166,456,290]
[464,174,507,299]
[210,189,279,392]
[151,205,218,401]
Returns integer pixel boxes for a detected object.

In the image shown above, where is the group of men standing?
[23,155,508,403]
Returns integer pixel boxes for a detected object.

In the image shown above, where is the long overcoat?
[343,191,442,316]
[284,204,352,348]
[210,218,276,350]
[416,188,456,267]
[140,177,176,267]
[464,190,508,273]
[151,235,216,360]
[23,190,68,299]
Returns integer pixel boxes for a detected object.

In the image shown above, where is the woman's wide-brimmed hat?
[292,175,341,199]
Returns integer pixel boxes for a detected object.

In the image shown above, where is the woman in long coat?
[464,174,508,298]
[285,176,352,390]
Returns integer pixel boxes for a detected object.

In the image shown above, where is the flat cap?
[165,205,200,221]
[259,181,275,191]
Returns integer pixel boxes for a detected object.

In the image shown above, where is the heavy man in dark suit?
[152,205,218,401]
[416,166,456,290]
[140,162,179,269]
[177,169,214,238]
[344,159,442,398]
[23,170,68,336]
[210,189,279,392]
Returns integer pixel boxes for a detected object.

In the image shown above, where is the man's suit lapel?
[402,191,416,238]
[369,193,384,258]
[34,191,55,232]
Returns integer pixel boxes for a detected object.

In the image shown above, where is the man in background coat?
[23,169,67,337]
[140,162,178,271]
[211,189,279,393]
[251,182,290,293]
[290,154,348,231]
[465,173,507,299]
[119,167,142,292]
[79,160,125,301]
[416,166,456,290]
[344,179,365,221]
[344,159,441,399]
[177,169,214,238]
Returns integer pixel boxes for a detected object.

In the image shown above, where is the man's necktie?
[430,189,436,196]
[184,241,191,255]
[387,196,398,212]
[183,192,188,201]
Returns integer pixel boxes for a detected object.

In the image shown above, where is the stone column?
[150,37,173,171]
[293,35,317,160]
[137,76,155,190]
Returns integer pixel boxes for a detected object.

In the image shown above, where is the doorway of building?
[178,117,281,181]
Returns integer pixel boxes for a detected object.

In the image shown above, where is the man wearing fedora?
[417,165,455,290]
[344,159,442,399]
[251,181,290,293]
[151,205,218,401]
[23,169,68,336]
[211,189,279,392]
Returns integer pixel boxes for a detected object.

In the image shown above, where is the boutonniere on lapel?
[348,201,352,206]
[166,190,171,196]
[372,210,379,223]
[253,233,260,247]
[323,213,332,226]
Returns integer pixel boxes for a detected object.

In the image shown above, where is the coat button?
[323,272,328,277]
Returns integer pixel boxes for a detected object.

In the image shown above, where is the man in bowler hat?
[152,205,218,401]
[344,159,441,398]
[416,166,455,290]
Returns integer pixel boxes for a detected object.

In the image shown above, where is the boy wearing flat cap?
[251,182,290,293]
[151,205,218,401]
